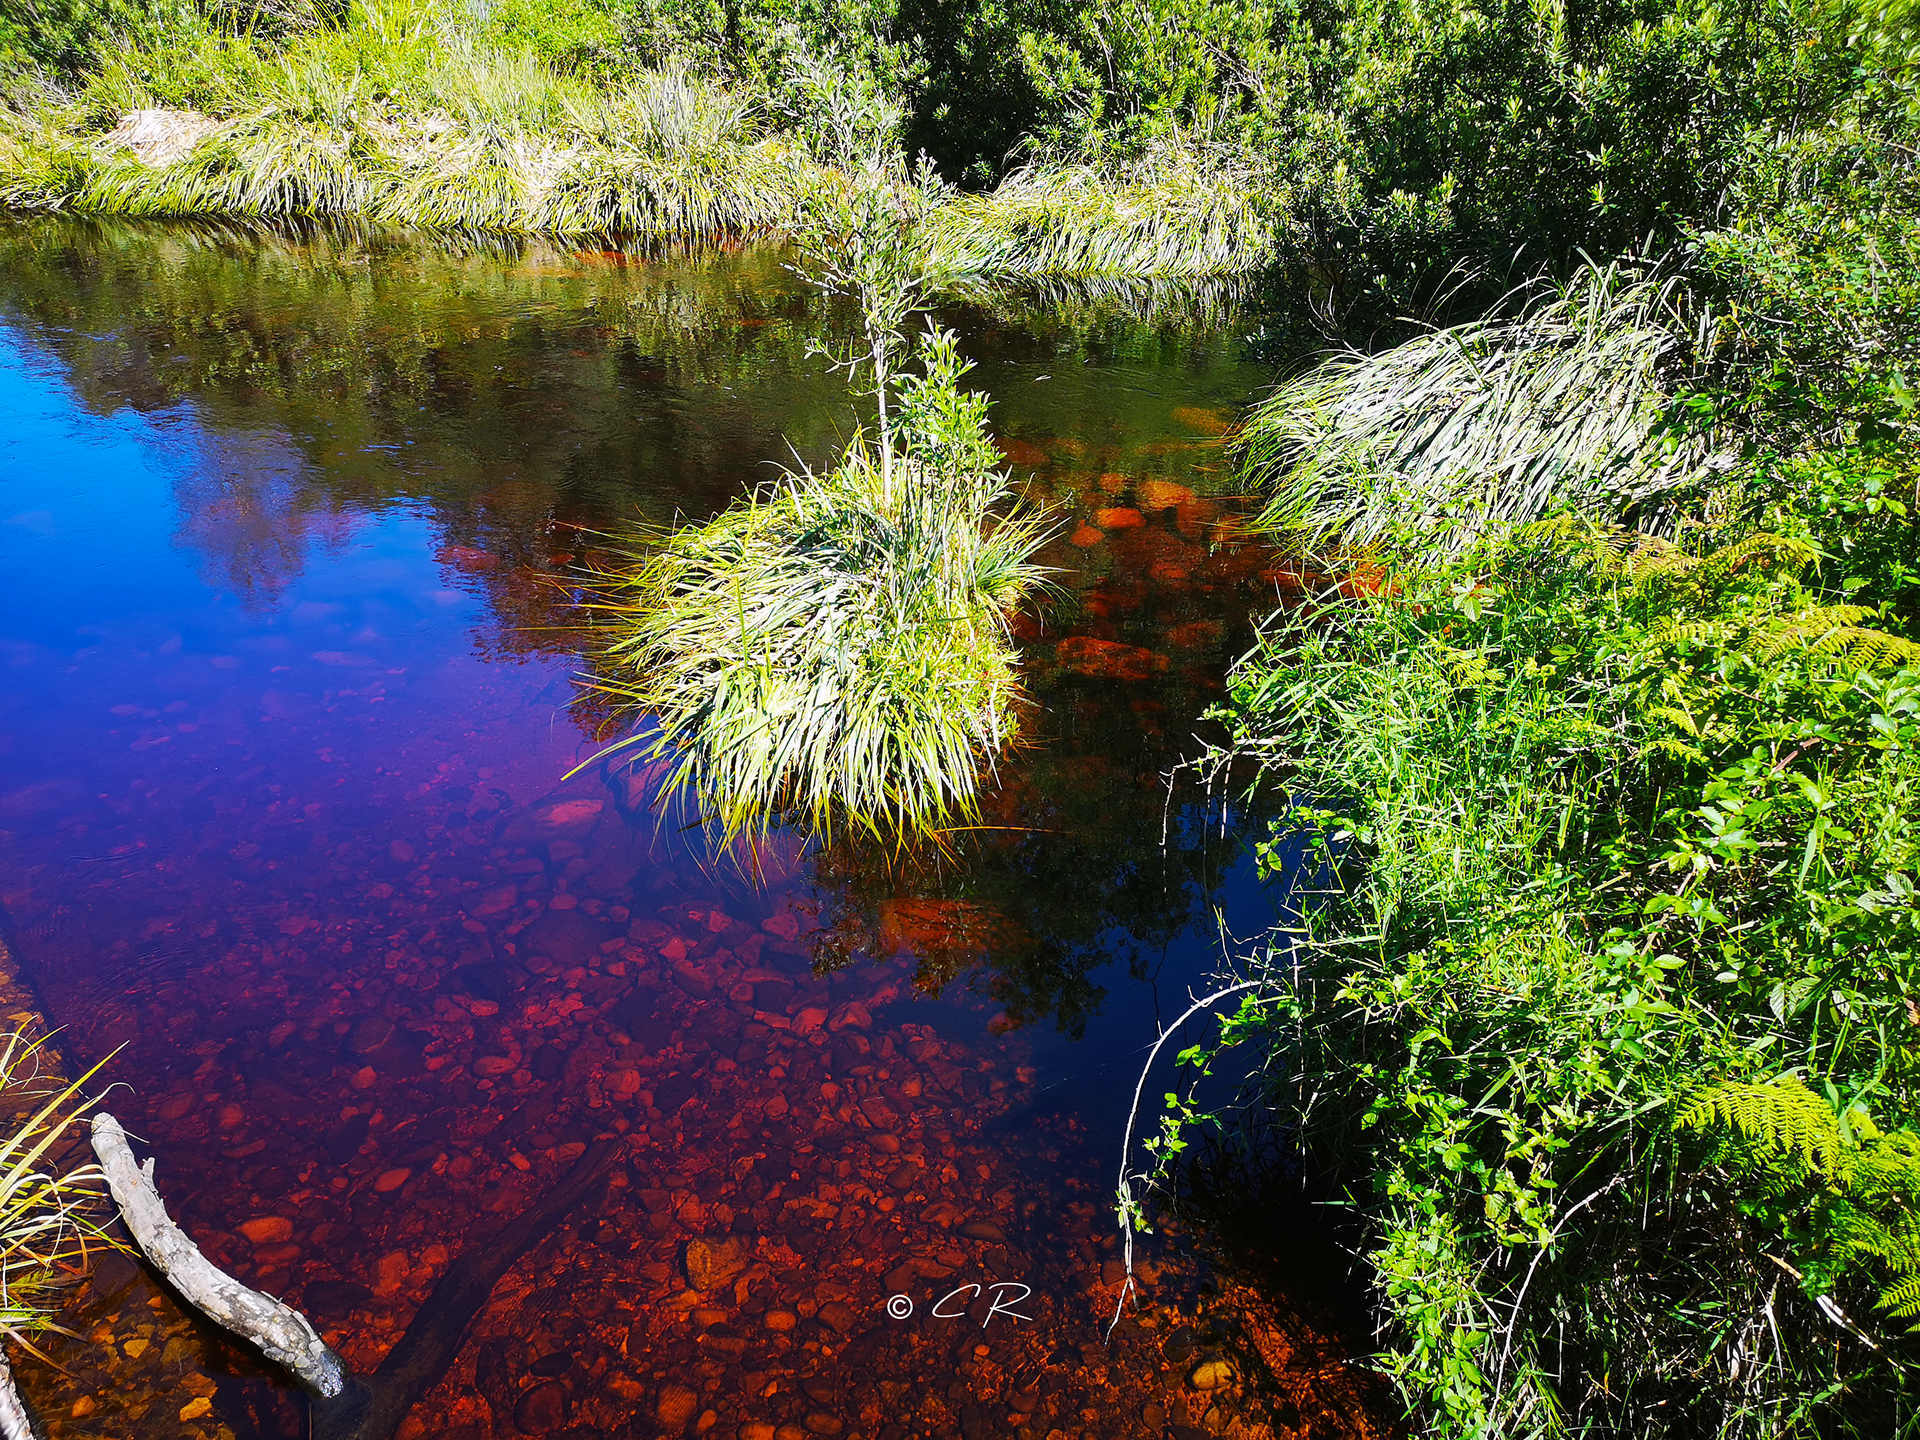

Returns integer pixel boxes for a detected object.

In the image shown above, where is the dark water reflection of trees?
[0,213,1293,1042]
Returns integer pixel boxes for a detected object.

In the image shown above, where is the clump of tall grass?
[0,1031,115,1381]
[931,141,1275,279]
[1236,264,1725,556]
[585,326,1049,845]
[0,0,806,238]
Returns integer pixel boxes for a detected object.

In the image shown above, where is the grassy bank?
[0,0,1275,276]
[0,0,812,239]
[14,0,1876,296]
[1188,143,1920,1440]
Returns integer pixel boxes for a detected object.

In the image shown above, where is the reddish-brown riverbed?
[0,218,1387,1440]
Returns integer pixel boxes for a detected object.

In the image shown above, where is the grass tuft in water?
[584,326,1050,846]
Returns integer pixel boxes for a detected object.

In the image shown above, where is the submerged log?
[92,1110,619,1440]
[337,1137,620,1440]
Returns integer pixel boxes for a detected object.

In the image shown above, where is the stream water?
[0,218,1385,1440]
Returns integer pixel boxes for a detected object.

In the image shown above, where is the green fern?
[1680,1077,1920,1328]
[1677,1076,1848,1177]
[1650,605,1920,668]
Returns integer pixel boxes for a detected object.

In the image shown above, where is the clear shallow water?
[0,218,1382,1440]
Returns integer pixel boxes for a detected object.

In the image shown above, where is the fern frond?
[1693,533,1822,584]
[1795,623,1920,668]
[1876,1274,1920,1322]
[1643,736,1712,765]
[1676,1077,1845,1177]
[1644,705,1701,738]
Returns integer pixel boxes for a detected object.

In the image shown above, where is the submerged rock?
[1188,1357,1235,1391]
[682,1234,750,1292]
[348,1015,395,1056]
[513,1379,571,1432]
[655,1383,701,1428]
[519,910,610,966]
[323,1112,371,1164]
[1135,479,1196,511]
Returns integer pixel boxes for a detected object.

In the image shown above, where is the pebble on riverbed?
[12,743,1388,1440]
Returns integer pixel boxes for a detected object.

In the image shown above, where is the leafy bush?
[1183,169,1920,1432]
[478,0,624,73]
[944,0,1916,297]
[0,0,185,75]
[1206,505,1920,1433]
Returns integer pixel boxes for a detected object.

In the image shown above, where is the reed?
[0,1031,115,1353]
[932,144,1275,279]
[583,327,1049,846]
[1235,263,1724,556]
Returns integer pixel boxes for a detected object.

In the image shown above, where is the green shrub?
[478,0,624,73]
[1204,509,1920,1434]
[0,0,184,75]
[1177,165,1920,1434]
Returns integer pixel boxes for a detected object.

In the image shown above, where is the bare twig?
[1488,1177,1624,1420]
[1107,979,1265,1336]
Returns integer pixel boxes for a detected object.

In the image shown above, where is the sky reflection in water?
[0,219,1379,1440]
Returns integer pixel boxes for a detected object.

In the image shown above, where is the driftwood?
[92,1113,354,1399]
[92,1111,619,1440]
[0,1349,31,1440]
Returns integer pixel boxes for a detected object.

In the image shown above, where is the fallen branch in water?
[91,1112,359,1402]
[0,1349,31,1440]
[93,1110,620,1440]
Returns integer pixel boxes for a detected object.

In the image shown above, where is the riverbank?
[1198,173,1920,1440]
[0,1,1269,279]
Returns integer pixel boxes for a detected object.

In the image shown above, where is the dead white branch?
[91,1112,349,1399]
[1107,978,1264,1335]
[0,1347,31,1440]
